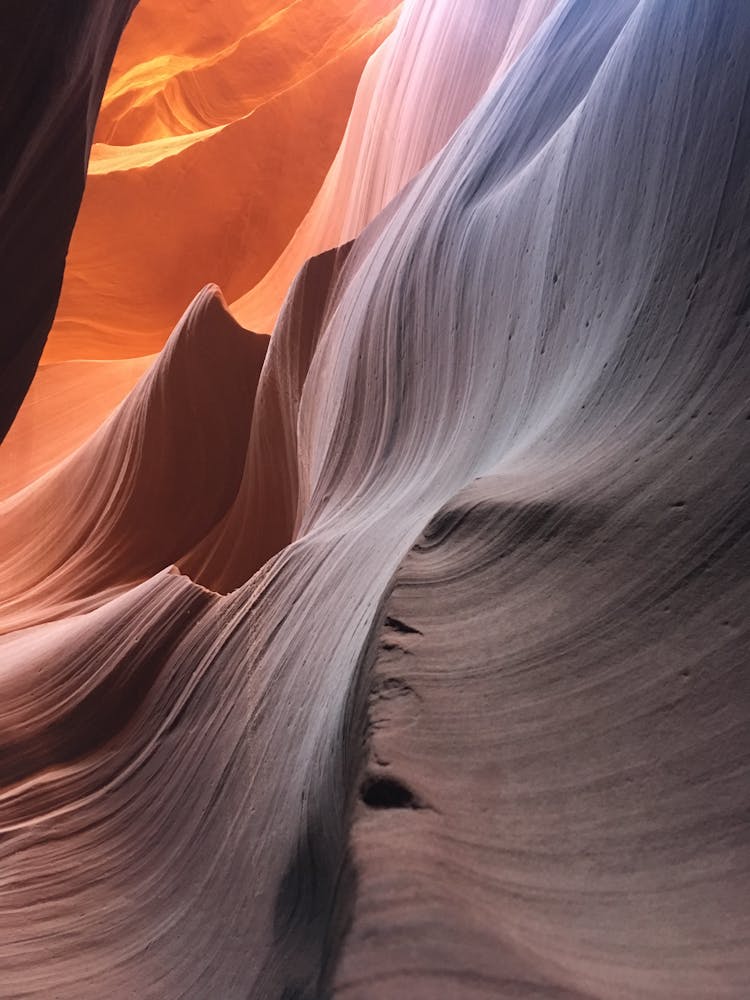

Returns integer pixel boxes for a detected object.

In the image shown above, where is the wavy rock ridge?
[0,0,400,498]
[1,1,749,998]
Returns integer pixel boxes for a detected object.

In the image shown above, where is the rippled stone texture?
[1,2,748,998]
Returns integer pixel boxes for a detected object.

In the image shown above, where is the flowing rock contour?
[1,1,749,998]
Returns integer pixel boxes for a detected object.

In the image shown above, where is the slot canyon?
[1,2,749,997]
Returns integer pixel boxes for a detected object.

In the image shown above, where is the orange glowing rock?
[43,0,402,363]
[1,0,401,498]
[1,3,749,997]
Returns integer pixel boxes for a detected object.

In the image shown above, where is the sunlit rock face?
[0,0,400,498]
[231,0,560,332]
[1,2,749,999]
[46,0,402,363]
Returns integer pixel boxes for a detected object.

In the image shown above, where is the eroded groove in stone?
[0,1,749,998]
